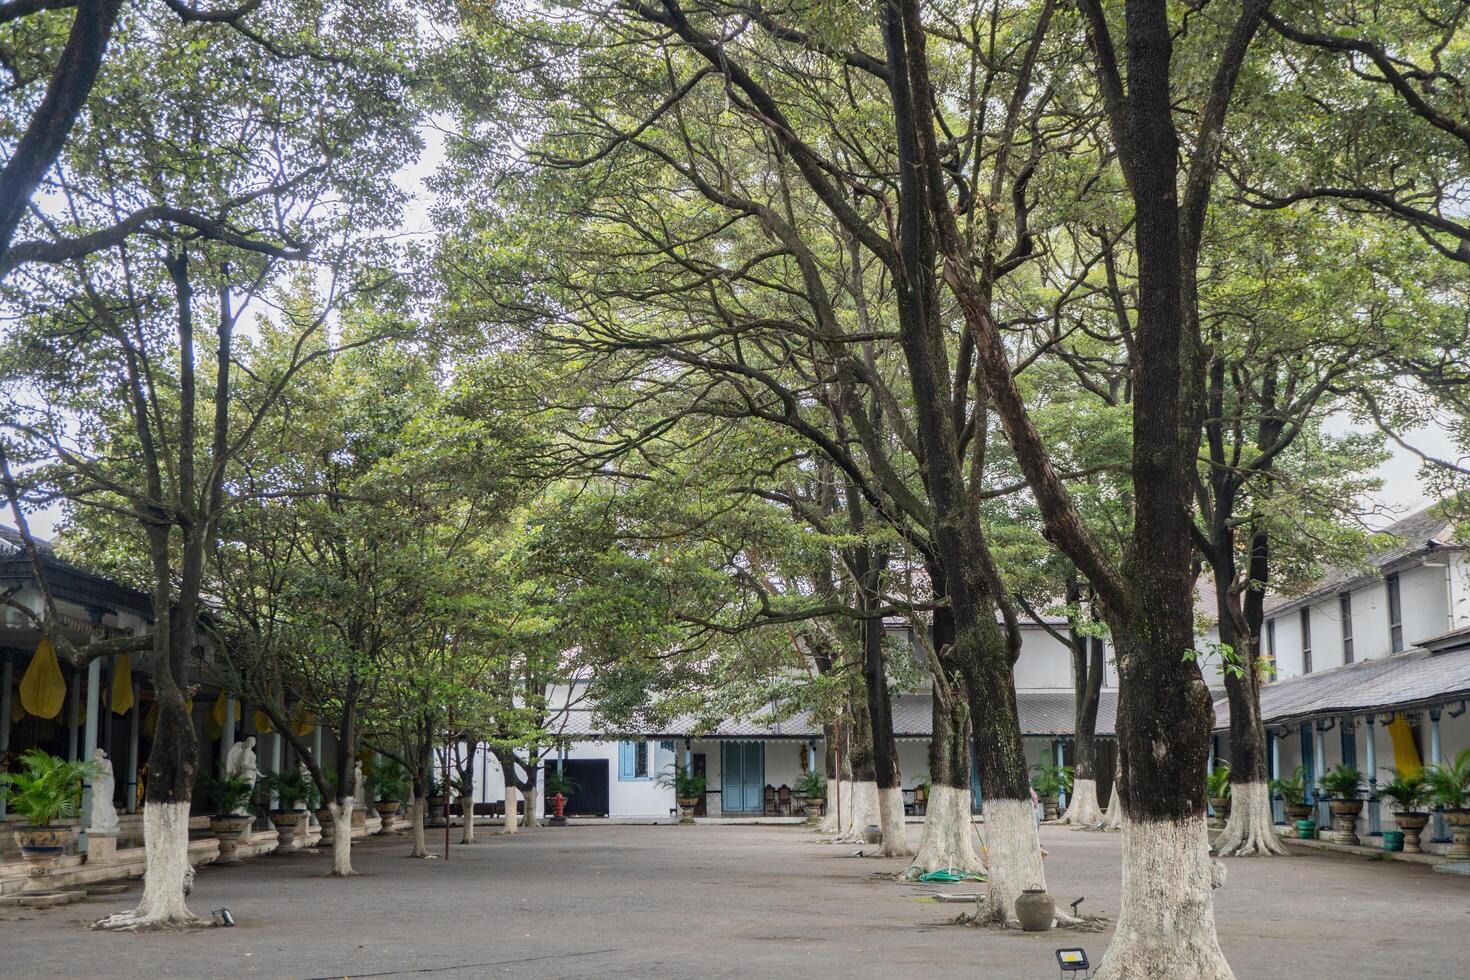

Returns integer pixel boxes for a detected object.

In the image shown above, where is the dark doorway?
[692,753,707,816]
[561,759,609,816]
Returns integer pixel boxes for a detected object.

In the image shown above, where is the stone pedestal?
[1330,800,1364,846]
[1445,810,1470,860]
[1395,813,1430,854]
[85,830,120,866]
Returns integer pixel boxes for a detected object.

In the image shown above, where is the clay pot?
[1394,811,1430,854]
[863,823,882,845]
[1328,799,1364,846]
[374,800,401,818]
[1039,796,1059,822]
[1015,886,1055,932]
[13,826,73,895]
[1209,796,1231,829]
[677,797,699,825]
[270,809,308,851]
[1444,809,1470,860]
[804,797,825,824]
[208,814,254,866]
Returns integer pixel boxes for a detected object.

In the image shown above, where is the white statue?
[88,747,119,835]
[352,759,365,803]
[226,736,259,815]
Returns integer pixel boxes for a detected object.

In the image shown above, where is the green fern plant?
[1424,748,1470,810]
[1319,764,1363,799]
[1206,763,1232,799]
[1031,763,1074,798]
[1269,765,1308,806]
[368,759,411,803]
[1378,769,1428,813]
[0,749,99,826]
[263,768,319,811]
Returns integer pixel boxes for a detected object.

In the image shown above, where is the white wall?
[1011,622,1118,691]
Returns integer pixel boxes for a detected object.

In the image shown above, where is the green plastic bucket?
[1295,819,1316,838]
[1383,831,1405,852]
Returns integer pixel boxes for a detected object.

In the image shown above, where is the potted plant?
[796,770,826,824]
[0,749,98,894]
[1379,768,1430,853]
[1319,764,1364,845]
[1425,748,1470,860]
[207,774,257,865]
[657,765,706,824]
[1270,765,1313,837]
[263,769,318,851]
[369,759,410,822]
[1030,764,1072,822]
[1206,763,1231,829]
[425,773,448,823]
[543,767,577,825]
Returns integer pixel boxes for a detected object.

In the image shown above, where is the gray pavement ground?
[0,821,1462,979]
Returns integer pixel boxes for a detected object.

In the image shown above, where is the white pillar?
[80,656,101,831]
[67,670,80,761]
[0,652,11,818]
[126,684,140,813]
[219,697,236,774]
[269,731,283,809]
[1313,724,1329,828]
[1431,708,1446,841]
[1365,716,1380,836]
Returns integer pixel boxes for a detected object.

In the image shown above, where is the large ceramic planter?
[676,797,699,825]
[13,826,73,895]
[270,809,308,851]
[208,814,255,866]
[374,800,401,819]
[1328,799,1364,846]
[1015,886,1055,932]
[804,797,825,825]
[426,796,447,825]
[1444,809,1470,860]
[1039,795,1059,822]
[1394,812,1430,854]
[313,807,335,844]
[1284,803,1314,837]
[1209,796,1231,829]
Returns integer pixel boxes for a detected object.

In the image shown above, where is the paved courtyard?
[0,822,1462,978]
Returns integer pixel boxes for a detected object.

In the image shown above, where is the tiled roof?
[553,690,1118,740]
[1262,501,1461,616]
[1213,626,1470,730]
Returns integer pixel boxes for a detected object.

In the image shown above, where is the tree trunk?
[907,691,983,876]
[409,795,429,858]
[1059,621,1107,827]
[503,765,518,834]
[460,792,476,844]
[1103,754,1124,831]
[832,690,881,843]
[855,548,909,858]
[326,797,357,876]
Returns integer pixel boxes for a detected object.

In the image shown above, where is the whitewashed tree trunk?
[906,784,985,877]
[816,778,850,835]
[876,785,913,858]
[1213,781,1287,857]
[327,798,357,876]
[460,793,476,844]
[975,798,1047,927]
[522,782,540,829]
[409,795,429,858]
[503,771,518,834]
[91,802,198,930]
[1103,779,1123,831]
[1057,778,1105,827]
[832,780,881,843]
[1094,816,1232,979]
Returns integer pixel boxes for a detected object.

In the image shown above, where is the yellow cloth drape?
[111,655,134,715]
[206,692,238,740]
[254,708,273,733]
[19,637,66,719]
[290,706,315,736]
[1388,715,1422,774]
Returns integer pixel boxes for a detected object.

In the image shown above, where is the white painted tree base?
[1057,778,1105,828]
[1213,781,1288,857]
[1101,783,1123,831]
[830,781,880,843]
[905,784,985,877]
[876,785,914,858]
[522,786,540,830]
[409,797,430,858]
[503,778,518,834]
[815,779,851,836]
[327,799,357,876]
[975,797,1047,927]
[1093,815,1233,980]
[91,803,200,930]
[460,796,476,844]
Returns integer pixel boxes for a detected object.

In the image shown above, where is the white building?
[1214,502,1470,848]
[466,619,1120,821]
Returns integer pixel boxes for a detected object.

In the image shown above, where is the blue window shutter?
[618,742,633,780]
